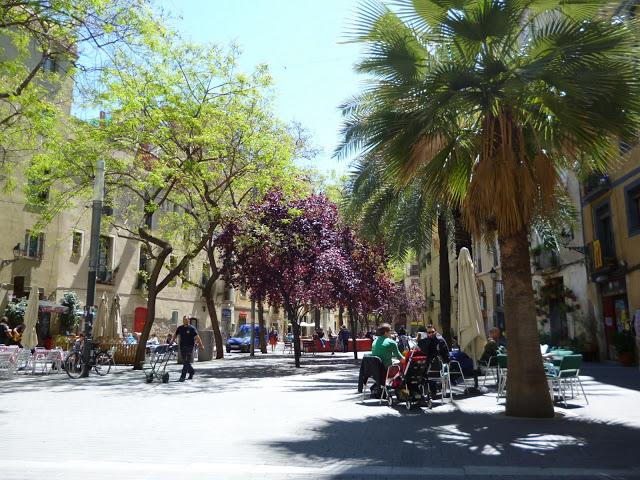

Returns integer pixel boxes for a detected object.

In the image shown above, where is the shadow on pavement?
[581,362,640,392]
[267,410,640,475]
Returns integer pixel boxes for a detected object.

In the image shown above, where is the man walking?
[338,325,350,353]
[173,316,205,382]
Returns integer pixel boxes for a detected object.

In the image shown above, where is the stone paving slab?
[0,351,639,479]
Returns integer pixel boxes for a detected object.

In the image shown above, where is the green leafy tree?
[4,297,27,327]
[31,34,299,368]
[339,0,640,417]
[0,0,159,182]
[59,291,82,334]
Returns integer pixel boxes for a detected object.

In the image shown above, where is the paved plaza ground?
[1,349,640,479]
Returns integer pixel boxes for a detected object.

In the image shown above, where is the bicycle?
[65,343,113,378]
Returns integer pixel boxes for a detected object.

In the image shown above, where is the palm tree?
[338,0,640,417]
[344,153,464,342]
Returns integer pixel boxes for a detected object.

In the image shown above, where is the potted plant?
[613,330,636,367]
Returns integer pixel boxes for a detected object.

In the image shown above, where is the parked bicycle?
[65,343,113,378]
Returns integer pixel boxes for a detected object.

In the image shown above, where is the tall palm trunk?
[438,213,452,343]
[499,228,554,418]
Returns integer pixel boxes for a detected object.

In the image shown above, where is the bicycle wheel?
[65,352,83,379]
[94,352,112,376]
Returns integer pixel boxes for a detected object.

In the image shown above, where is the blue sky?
[164,0,365,174]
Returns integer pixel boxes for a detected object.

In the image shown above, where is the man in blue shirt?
[173,316,205,382]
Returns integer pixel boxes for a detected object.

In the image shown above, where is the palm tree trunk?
[438,213,452,343]
[499,228,554,418]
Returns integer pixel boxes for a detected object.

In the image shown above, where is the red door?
[134,307,147,333]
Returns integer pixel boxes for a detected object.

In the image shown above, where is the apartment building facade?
[581,150,640,360]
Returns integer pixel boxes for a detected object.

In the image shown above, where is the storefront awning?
[39,301,69,314]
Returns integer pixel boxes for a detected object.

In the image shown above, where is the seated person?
[147,332,160,346]
[416,325,450,364]
[165,333,174,345]
[371,323,404,368]
[479,327,505,364]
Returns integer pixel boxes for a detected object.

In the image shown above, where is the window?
[594,202,615,258]
[492,241,499,267]
[24,231,44,259]
[168,256,177,287]
[201,262,210,287]
[474,240,482,272]
[71,231,83,257]
[97,235,114,284]
[495,282,504,308]
[625,181,640,236]
[171,311,179,326]
[27,175,50,203]
[136,245,148,289]
[182,261,191,284]
[223,286,231,301]
[478,281,486,311]
[42,56,57,73]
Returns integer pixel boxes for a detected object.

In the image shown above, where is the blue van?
[226,324,264,353]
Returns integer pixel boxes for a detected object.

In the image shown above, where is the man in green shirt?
[371,324,404,367]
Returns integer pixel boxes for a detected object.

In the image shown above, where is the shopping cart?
[143,344,177,383]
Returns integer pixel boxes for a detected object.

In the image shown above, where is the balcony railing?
[582,174,610,202]
[533,249,560,271]
[14,247,43,261]
[96,267,115,285]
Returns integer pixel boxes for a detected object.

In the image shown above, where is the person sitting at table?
[165,333,174,345]
[479,327,505,364]
[371,323,404,368]
[147,332,160,346]
[417,325,450,364]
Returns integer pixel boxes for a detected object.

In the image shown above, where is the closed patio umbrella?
[107,294,122,339]
[21,286,39,349]
[457,248,486,387]
[93,293,109,339]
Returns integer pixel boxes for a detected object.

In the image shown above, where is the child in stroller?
[390,349,432,410]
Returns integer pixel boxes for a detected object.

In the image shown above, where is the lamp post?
[80,159,105,377]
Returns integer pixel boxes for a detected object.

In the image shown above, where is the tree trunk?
[499,228,554,418]
[349,306,359,360]
[289,309,301,368]
[203,280,224,359]
[338,306,344,327]
[134,285,157,369]
[258,301,267,354]
[438,213,452,343]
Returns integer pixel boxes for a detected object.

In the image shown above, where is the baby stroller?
[391,351,432,410]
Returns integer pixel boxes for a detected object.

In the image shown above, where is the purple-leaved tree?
[217,190,347,367]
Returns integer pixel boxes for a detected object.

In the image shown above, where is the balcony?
[532,249,560,272]
[582,174,610,203]
[96,267,115,285]
[586,241,618,282]
[14,245,43,261]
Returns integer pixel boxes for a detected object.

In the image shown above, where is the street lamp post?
[80,159,105,377]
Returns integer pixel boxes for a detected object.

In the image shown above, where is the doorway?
[602,294,628,359]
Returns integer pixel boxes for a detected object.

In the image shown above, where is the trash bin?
[198,329,214,362]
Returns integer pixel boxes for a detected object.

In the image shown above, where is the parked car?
[226,325,265,353]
